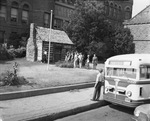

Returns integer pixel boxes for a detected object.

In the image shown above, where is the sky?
[132,0,150,17]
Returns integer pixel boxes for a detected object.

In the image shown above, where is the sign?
[109,61,131,66]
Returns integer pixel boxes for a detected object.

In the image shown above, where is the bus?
[103,54,150,107]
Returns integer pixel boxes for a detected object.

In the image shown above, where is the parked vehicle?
[103,54,150,107]
[133,104,150,121]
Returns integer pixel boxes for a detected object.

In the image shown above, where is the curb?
[47,101,108,121]
[24,101,108,121]
[0,82,95,101]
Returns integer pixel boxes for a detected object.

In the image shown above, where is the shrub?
[0,45,14,60]
[0,71,28,86]
[0,62,28,86]
[0,46,26,60]
[8,33,21,49]
[15,47,26,58]
[7,47,26,58]
[55,61,74,68]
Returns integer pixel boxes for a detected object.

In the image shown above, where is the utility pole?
[47,10,53,70]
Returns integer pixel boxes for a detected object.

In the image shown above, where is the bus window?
[126,68,136,79]
[140,66,150,79]
[106,68,136,79]
[107,68,113,76]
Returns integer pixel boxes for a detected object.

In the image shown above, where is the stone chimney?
[26,23,37,62]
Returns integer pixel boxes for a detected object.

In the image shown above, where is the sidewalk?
[0,87,107,121]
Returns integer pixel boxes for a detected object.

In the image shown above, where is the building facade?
[103,0,133,26]
[124,5,150,54]
[54,0,75,29]
[0,0,133,44]
[0,0,55,44]
[54,0,133,29]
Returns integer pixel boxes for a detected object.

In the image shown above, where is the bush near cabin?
[0,46,26,60]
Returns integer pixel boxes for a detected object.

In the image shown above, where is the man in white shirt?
[91,68,104,101]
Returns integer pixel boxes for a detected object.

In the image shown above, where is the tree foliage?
[8,32,29,49]
[63,0,134,61]
[112,27,135,55]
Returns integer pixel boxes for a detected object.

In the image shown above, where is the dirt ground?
[0,58,104,93]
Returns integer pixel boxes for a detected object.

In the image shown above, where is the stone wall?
[26,23,47,62]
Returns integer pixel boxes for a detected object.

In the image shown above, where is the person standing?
[74,52,79,68]
[91,69,104,101]
[78,53,83,68]
[65,51,69,62]
[92,54,98,69]
[42,50,48,63]
[86,55,90,69]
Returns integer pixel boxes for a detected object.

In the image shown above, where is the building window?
[0,0,7,20]
[0,31,5,44]
[125,7,131,20]
[0,5,6,20]
[11,8,18,22]
[109,3,114,17]
[54,18,63,29]
[114,4,118,18]
[22,10,29,24]
[44,12,50,27]
[11,1,19,22]
[118,6,122,20]
[105,2,109,16]
[22,4,29,24]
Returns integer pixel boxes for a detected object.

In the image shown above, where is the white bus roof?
[105,54,150,68]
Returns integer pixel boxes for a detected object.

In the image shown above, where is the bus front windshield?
[106,68,136,79]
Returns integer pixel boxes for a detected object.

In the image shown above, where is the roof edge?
[124,5,150,25]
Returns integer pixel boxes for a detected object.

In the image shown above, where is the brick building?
[124,5,150,54]
[54,0,133,29]
[0,0,55,44]
[0,0,133,44]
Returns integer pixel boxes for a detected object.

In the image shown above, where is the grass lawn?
[0,58,104,93]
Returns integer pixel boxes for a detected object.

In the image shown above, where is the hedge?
[0,46,26,60]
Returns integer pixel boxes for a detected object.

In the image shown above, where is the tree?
[7,31,29,49]
[112,27,135,55]
[8,33,21,49]
[63,0,134,60]
[64,0,111,56]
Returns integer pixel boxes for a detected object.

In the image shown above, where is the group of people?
[42,49,103,101]
[65,51,98,69]
[65,51,84,68]
[65,51,74,63]
[73,52,84,68]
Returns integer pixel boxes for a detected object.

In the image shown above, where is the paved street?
[55,104,135,121]
[0,87,106,121]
